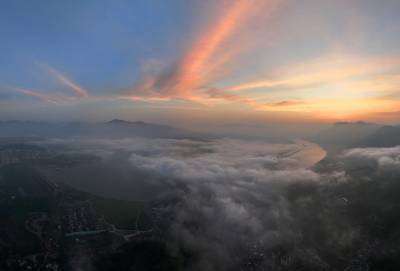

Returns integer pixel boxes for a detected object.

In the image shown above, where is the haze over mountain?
[311,121,400,152]
[0,119,202,139]
[3,119,400,149]
[311,121,380,151]
[361,125,400,147]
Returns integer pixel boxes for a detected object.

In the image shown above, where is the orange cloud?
[173,0,256,96]
[130,0,278,103]
[257,97,400,121]
[226,55,400,92]
[45,66,89,98]
[114,95,171,102]
[204,88,258,106]
[14,63,91,105]
[266,100,306,107]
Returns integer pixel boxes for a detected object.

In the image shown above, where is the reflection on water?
[290,139,327,168]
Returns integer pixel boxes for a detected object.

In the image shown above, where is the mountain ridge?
[0,119,205,140]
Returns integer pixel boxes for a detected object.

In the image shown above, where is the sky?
[1,0,400,126]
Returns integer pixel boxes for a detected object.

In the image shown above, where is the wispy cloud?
[44,64,89,98]
[122,1,400,120]
[113,95,171,102]
[128,0,279,103]
[204,88,258,106]
[172,0,256,96]
[14,63,90,104]
[14,87,75,104]
[225,55,400,92]
[265,100,306,107]
[256,97,400,122]
[14,1,279,108]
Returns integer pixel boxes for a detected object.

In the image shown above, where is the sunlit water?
[289,139,327,168]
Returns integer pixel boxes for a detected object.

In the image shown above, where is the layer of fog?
[36,137,400,270]
[37,137,325,201]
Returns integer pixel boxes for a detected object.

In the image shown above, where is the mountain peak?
[107,119,147,125]
[107,119,130,124]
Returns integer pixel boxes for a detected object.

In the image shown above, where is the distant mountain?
[0,120,206,140]
[107,119,146,125]
[310,121,381,152]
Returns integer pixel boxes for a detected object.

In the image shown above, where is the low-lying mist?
[33,136,400,270]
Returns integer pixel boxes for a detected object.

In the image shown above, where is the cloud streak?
[14,63,90,104]
[45,65,89,98]
[172,0,256,96]
[14,87,75,104]
[127,0,278,104]
[225,55,400,92]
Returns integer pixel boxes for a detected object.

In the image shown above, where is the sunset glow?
[2,0,400,123]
